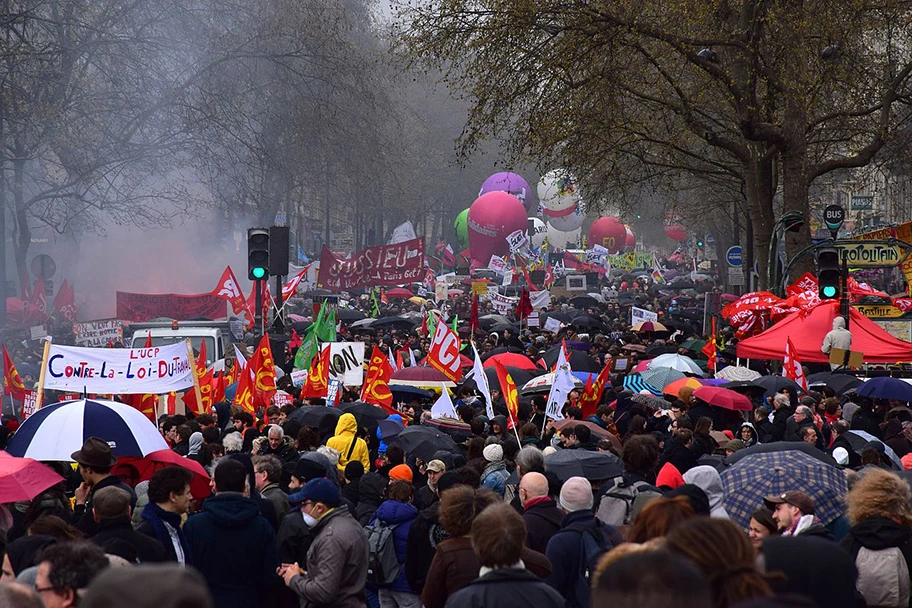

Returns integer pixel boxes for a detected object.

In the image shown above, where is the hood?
[334,413,358,437]
[739,422,758,441]
[202,493,261,527]
[300,452,338,484]
[491,415,508,432]
[884,418,904,441]
[843,402,860,424]
[656,462,685,489]
[374,499,418,524]
[848,516,912,550]
[682,466,724,511]
[188,432,203,455]
[832,317,846,331]
[213,402,231,429]
[358,472,388,506]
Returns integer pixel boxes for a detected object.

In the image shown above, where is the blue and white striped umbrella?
[7,399,168,461]
[622,374,663,396]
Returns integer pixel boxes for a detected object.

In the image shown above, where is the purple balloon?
[479,172,533,212]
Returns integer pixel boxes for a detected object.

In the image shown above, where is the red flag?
[183,368,214,417]
[130,392,158,423]
[544,265,554,289]
[578,359,612,419]
[289,329,303,350]
[211,266,253,321]
[493,359,520,429]
[166,392,177,416]
[53,279,77,322]
[211,371,226,404]
[469,295,479,334]
[2,345,27,402]
[301,348,330,399]
[427,317,463,382]
[701,317,718,370]
[783,337,808,391]
[234,355,256,413]
[516,287,533,320]
[361,346,397,415]
[249,334,277,408]
[25,279,47,323]
[195,340,208,377]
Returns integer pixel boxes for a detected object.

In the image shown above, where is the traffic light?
[696,238,705,247]
[816,247,841,299]
[247,228,270,280]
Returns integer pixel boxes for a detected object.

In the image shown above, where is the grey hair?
[515,445,544,476]
[252,454,282,483]
[796,405,814,417]
[773,394,790,408]
[267,424,284,439]
[222,431,243,453]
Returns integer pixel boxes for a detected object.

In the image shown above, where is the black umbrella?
[806,372,863,395]
[483,366,537,392]
[300,289,333,298]
[396,425,460,462]
[480,347,524,361]
[539,346,601,373]
[371,316,417,329]
[569,295,600,308]
[490,323,521,333]
[754,375,805,396]
[340,402,389,430]
[289,405,341,428]
[336,308,366,321]
[543,312,572,324]
[390,386,433,402]
[719,381,767,397]
[544,449,623,482]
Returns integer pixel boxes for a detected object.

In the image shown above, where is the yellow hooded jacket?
[326,413,370,471]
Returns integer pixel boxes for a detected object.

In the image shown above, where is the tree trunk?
[12,155,30,299]
[744,144,775,289]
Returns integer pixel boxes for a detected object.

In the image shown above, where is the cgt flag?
[362,346,397,415]
[2,345,27,402]
[301,348,330,399]
[212,266,253,322]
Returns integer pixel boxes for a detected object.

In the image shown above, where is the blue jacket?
[184,492,280,608]
[370,499,419,593]
[377,414,403,454]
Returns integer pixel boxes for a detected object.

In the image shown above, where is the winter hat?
[389,464,413,483]
[655,462,685,489]
[558,476,593,512]
[835,447,851,467]
[725,439,746,452]
[483,444,504,462]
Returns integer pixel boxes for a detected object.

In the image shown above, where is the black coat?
[522,498,563,554]
[73,475,137,537]
[91,517,166,563]
[445,568,564,608]
[772,406,795,442]
[405,502,448,595]
[661,435,699,474]
[755,418,778,444]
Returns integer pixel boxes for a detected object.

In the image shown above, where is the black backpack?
[564,522,618,608]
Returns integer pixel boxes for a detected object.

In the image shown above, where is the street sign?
[725,246,742,267]
[837,241,907,267]
[824,205,845,232]
[854,304,907,319]
[727,267,745,286]
[705,234,717,261]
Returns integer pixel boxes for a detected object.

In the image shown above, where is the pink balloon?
[589,217,626,254]
[467,191,529,264]
[625,225,636,251]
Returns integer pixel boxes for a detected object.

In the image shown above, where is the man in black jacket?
[770,393,795,442]
[519,472,562,553]
[89,486,165,563]
[71,437,137,537]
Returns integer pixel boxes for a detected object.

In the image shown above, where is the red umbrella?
[693,386,753,411]
[483,352,540,371]
[421,353,473,368]
[113,449,212,499]
[386,288,413,299]
[0,452,64,502]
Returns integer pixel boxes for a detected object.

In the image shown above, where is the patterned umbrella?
[662,376,704,398]
[640,367,687,390]
[715,366,762,382]
[721,449,848,528]
[622,374,663,396]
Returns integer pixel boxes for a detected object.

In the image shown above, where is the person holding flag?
[544,344,576,424]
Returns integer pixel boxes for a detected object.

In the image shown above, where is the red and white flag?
[783,337,808,391]
[25,279,48,323]
[212,266,253,320]
[282,264,311,300]
[53,279,78,322]
[427,316,463,383]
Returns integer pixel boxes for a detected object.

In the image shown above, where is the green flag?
[451,315,458,332]
[293,301,336,370]
[427,310,436,337]
[370,290,380,318]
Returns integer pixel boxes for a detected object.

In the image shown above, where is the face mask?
[302,511,319,528]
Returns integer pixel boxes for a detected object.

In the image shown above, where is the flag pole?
[186,339,204,417]
[35,338,52,410]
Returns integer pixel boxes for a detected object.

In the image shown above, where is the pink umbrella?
[0,452,65,502]
[632,360,651,373]
[693,386,753,411]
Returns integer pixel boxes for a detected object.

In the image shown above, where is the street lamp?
[766,210,805,293]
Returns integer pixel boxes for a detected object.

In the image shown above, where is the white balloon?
[546,223,581,250]
[529,217,547,248]
[537,170,580,212]
[544,200,586,232]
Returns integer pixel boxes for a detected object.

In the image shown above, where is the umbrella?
[487,366,539,393]
[680,339,707,352]
[631,321,669,333]
[483,353,540,371]
[721,449,849,527]
[386,288,413,299]
[544,449,623,482]
[6,399,169,460]
[632,360,651,373]
[288,405,342,428]
[549,419,622,449]
[480,347,525,361]
[0,452,65,502]
[714,366,762,382]
[856,377,912,402]
[396,426,460,462]
[639,367,687,390]
[408,296,428,306]
[350,318,375,328]
[621,374,663,396]
[648,353,702,375]
[630,393,671,411]
[112,449,212,499]
[543,312,572,324]
[645,344,675,357]
[478,314,511,328]
[725,441,837,467]
[390,386,433,401]
[719,380,766,397]
[806,372,863,395]
[372,316,418,329]
[662,377,704,398]
[423,417,473,442]
[621,344,646,354]
[569,315,607,330]
[693,386,753,411]
[521,372,585,395]
[845,430,902,468]
[378,418,406,441]
[341,402,390,428]
[569,294,601,308]
[336,309,366,321]
[489,323,521,333]
[754,375,806,396]
[390,365,455,389]
[420,353,473,368]
[539,347,602,373]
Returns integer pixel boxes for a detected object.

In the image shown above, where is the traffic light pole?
[254,278,263,337]
[840,249,849,331]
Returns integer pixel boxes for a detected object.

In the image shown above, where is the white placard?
[21,390,37,419]
[488,255,510,275]
[631,306,659,325]
[435,281,449,302]
[73,319,123,347]
[290,369,308,387]
[544,317,563,333]
[42,343,194,394]
[321,342,365,385]
[502,270,514,287]
[528,312,540,327]
[506,230,528,253]
[30,325,47,340]
[530,291,551,309]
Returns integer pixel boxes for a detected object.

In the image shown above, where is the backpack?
[364,520,401,585]
[594,475,660,527]
[564,522,617,608]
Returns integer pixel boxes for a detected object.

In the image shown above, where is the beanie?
[389,464,413,483]
[483,444,503,462]
[558,476,593,512]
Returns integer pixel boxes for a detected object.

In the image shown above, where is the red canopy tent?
[736,301,912,362]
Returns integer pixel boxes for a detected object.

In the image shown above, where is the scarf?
[481,459,507,481]
[141,502,192,566]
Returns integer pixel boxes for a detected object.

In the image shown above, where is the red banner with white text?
[116,292,225,322]
[317,238,425,291]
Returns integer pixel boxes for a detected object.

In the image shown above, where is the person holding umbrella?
[72,438,137,537]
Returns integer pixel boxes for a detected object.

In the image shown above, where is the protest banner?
[317,238,425,290]
[631,306,659,324]
[41,342,195,394]
[321,342,365,385]
[116,292,225,322]
[21,390,37,419]
[530,291,551,309]
[73,319,124,347]
[488,255,510,275]
[489,292,518,314]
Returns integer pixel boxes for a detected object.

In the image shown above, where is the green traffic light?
[697,241,704,247]
[252,267,266,279]
[822,285,837,298]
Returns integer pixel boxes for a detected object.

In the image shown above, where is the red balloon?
[467,191,528,264]
[665,212,687,241]
[625,225,636,251]
[588,217,626,254]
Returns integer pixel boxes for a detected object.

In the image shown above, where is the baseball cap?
[288,478,341,507]
[763,491,815,515]
[426,460,446,473]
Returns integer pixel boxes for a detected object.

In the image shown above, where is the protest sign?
[317,238,425,290]
[488,255,510,275]
[290,369,308,387]
[528,312,540,327]
[530,291,551,309]
[73,319,124,347]
[471,281,489,295]
[30,326,47,341]
[544,317,563,333]
[489,292,518,314]
[116,292,225,322]
[631,306,658,325]
[42,342,195,394]
[506,230,528,253]
[502,270,513,286]
[435,281,449,301]
[21,391,37,419]
[322,342,365,385]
